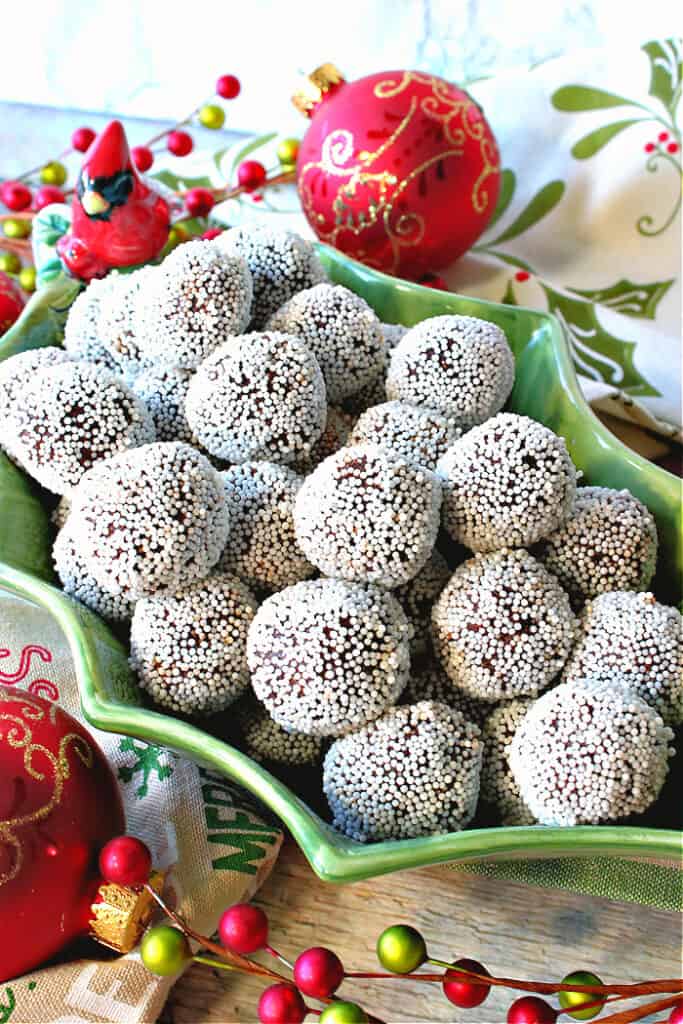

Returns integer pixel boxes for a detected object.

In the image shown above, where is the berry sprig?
[99,836,683,1024]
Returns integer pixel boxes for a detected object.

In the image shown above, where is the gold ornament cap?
[292,63,345,117]
[89,870,165,953]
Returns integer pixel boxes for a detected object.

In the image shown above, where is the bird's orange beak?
[81,190,110,216]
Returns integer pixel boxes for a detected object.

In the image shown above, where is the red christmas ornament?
[442,958,491,1008]
[0,685,128,981]
[99,835,152,888]
[237,159,267,191]
[1,181,32,212]
[219,903,269,954]
[294,947,345,999]
[71,126,97,153]
[258,983,307,1024]
[217,74,241,99]
[507,996,557,1024]
[293,64,501,279]
[185,187,215,217]
[0,272,25,333]
[419,272,449,291]
[34,184,66,210]
[56,120,170,280]
[167,130,194,156]
[132,145,155,173]
[202,227,223,240]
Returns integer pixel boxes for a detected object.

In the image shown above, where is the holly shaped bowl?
[0,248,680,883]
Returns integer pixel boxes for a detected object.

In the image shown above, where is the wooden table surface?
[163,838,681,1024]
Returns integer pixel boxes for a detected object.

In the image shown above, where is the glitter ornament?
[258,984,307,1024]
[218,462,314,592]
[237,701,323,767]
[0,270,26,332]
[53,518,135,623]
[63,275,122,370]
[509,677,675,826]
[442,958,491,1008]
[140,926,192,976]
[534,486,658,608]
[436,413,577,552]
[394,550,451,657]
[130,366,193,443]
[71,442,229,599]
[97,267,157,376]
[294,947,345,999]
[563,591,683,726]
[295,444,442,589]
[401,663,489,727]
[219,903,269,954]
[558,971,606,1021]
[294,405,354,474]
[267,282,385,403]
[432,549,576,702]
[135,240,253,369]
[507,996,557,1024]
[386,315,514,427]
[480,699,536,825]
[294,66,500,277]
[99,836,152,888]
[376,925,427,974]
[216,223,326,329]
[0,346,70,463]
[131,573,257,715]
[349,400,461,471]
[11,361,155,495]
[324,701,482,841]
[186,331,326,464]
[247,578,411,737]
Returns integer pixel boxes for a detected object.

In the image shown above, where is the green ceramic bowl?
[0,249,680,883]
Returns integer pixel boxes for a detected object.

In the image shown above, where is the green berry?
[559,971,605,1020]
[18,267,36,293]
[40,161,68,186]
[3,218,31,239]
[319,1001,369,1024]
[0,252,21,274]
[376,924,427,974]
[140,925,191,976]
[199,104,225,130]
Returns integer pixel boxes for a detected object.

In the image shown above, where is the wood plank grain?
[162,838,680,1024]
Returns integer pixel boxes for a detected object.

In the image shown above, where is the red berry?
[34,185,66,210]
[218,903,269,954]
[99,836,152,887]
[217,74,241,99]
[667,142,679,154]
[185,187,215,217]
[237,159,266,191]
[658,131,670,142]
[71,126,96,153]
[419,272,448,290]
[258,984,307,1024]
[202,227,223,241]
[132,146,154,172]
[1,181,32,212]
[644,142,656,153]
[669,1003,683,1024]
[294,947,345,999]
[167,130,193,157]
[515,270,531,282]
[442,958,491,1008]
[507,996,557,1024]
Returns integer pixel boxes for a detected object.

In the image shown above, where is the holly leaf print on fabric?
[642,38,682,118]
[485,180,565,245]
[118,738,174,798]
[485,168,516,231]
[542,284,660,397]
[573,278,674,319]
[571,119,644,159]
[551,85,634,111]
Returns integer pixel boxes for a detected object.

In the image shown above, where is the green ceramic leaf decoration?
[485,168,516,231]
[229,132,277,175]
[642,38,682,117]
[37,258,65,286]
[0,275,81,359]
[571,119,643,158]
[542,284,660,396]
[574,277,674,319]
[488,180,565,245]
[551,85,635,111]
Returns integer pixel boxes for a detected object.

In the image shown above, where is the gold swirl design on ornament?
[0,694,93,888]
[373,70,440,99]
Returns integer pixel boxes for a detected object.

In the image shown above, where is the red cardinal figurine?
[57,120,170,281]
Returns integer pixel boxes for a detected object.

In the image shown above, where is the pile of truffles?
[1,223,679,844]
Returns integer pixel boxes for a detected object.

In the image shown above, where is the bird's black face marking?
[78,169,134,220]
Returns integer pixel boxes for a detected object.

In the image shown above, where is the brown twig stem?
[595,994,682,1024]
